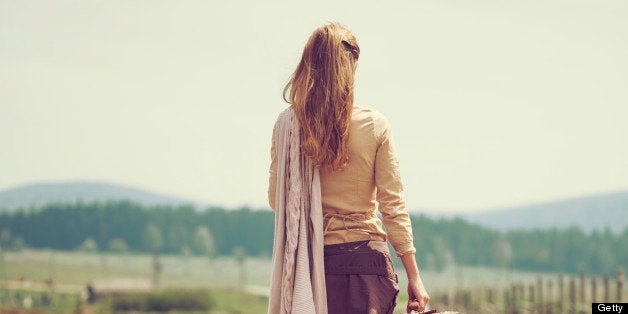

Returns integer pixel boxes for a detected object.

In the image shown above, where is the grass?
[105,289,214,312]
[1,249,274,313]
[2,249,625,313]
[0,287,80,312]
[209,288,269,313]
[2,249,550,291]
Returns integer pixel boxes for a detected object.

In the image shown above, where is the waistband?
[323,240,396,279]
[324,239,389,255]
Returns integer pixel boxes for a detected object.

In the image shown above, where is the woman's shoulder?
[278,105,295,119]
[353,104,392,134]
[273,106,295,127]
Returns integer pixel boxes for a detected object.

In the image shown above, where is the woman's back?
[318,104,415,257]
[268,22,429,314]
[319,104,380,214]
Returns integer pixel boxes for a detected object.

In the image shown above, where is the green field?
[1,249,620,313]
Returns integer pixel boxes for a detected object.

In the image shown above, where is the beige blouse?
[268,104,416,257]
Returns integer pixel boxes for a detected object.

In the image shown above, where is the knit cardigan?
[267,107,327,314]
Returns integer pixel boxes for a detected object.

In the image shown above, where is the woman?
[268,23,429,314]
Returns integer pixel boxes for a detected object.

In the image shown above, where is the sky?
[1,0,627,213]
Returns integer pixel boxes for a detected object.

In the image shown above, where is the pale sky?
[1,0,627,213]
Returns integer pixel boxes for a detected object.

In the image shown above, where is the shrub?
[108,289,214,312]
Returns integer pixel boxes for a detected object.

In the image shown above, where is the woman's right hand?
[399,252,430,313]
[407,277,430,313]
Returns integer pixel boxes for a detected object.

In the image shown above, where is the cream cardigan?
[267,107,327,314]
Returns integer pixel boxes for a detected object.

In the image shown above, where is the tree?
[193,226,215,258]
[0,228,10,249]
[493,236,513,268]
[142,223,163,253]
[108,238,129,253]
[0,228,8,285]
[142,223,164,288]
[11,236,26,252]
[108,237,130,267]
[431,235,450,272]
[232,246,247,291]
[181,245,192,276]
[78,237,99,252]
[167,224,188,253]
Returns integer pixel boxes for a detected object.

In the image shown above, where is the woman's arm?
[373,114,415,256]
[373,112,429,311]
[401,253,430,313]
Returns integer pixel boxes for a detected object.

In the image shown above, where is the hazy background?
[1,2,627,313]
[2,0,627,213]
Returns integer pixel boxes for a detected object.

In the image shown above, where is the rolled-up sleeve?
[374,114,416,257]
[268,123,277,211]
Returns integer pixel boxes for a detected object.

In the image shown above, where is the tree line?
[0,199,626,275]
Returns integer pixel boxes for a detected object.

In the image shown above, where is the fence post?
[558,274,564,313]
[537,276,544,314]
[511,284,517,313]
[454,289,466,312]
[617,267,624,302]
[604,274,610,302]
[487,287,494,304]
[443,292,450,310]
[547,279,554,314]
[591,276,597,303]
[529,284,535,302]
[569,277,576,314]
[529,284,536,313]
[453,289,461,311]
[579,269,585,304]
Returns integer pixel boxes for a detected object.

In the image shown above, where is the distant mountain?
[460,191,628,233]
[0,181,206,212]
[3,181,627,233]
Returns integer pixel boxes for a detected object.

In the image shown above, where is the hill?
[0,181,204,212]
[460,191,628,233]
[2,181,627,232]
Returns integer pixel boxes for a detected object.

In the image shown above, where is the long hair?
[283,22,360,172]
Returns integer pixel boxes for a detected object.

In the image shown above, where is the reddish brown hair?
[283,23,360,171]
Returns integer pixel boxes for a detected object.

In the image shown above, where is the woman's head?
[284,22,360,171]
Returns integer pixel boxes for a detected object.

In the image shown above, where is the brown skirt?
[324,240,399,314]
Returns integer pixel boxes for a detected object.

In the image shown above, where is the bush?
[108,289,214,312]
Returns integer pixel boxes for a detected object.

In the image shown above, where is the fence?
[428,267,625,313]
